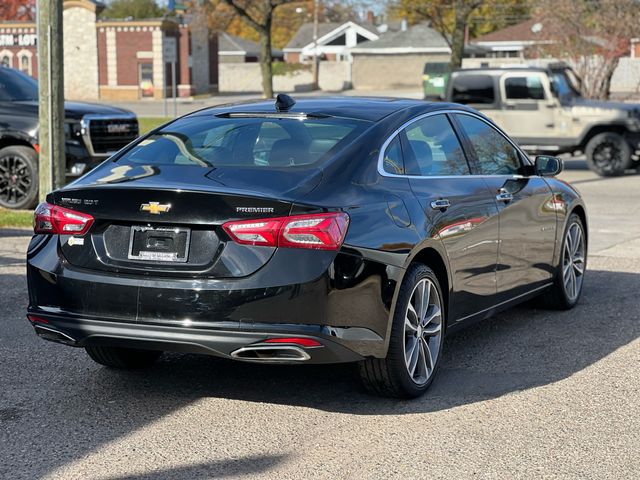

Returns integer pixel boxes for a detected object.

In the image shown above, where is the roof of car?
[186,97,462,123]
[452,67,550,76]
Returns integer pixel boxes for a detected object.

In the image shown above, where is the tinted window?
[0,68,38,101]
[455,114,522,175]
[117,115,368,169]
[504,76,545,100]
[451,75,495,104]
[402,114,470,176]
[382,135,403,174]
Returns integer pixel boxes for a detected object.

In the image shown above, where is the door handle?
[496,190,514,203]
[430,199,451,211]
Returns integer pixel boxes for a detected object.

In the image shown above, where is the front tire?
[85,346,162,369]
[585,132,632,177]
[539,213,586,310]
[0,145,39,209]
[359,264,444,398]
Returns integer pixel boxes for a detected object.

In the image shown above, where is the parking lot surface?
[1,160,638,479]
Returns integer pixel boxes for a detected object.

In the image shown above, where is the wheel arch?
[569,203,588,249]
[579,124,628,150]
[407,245,451,326]
[0,136,37,152]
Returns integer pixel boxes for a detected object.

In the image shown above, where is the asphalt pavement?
[1,161,639,479]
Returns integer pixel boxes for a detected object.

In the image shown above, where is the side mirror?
[534,155,563,177]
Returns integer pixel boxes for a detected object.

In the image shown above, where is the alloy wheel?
[403,278,443,386]
[0,154,32,206]
[562,222,585,302]
[592,141,623,173]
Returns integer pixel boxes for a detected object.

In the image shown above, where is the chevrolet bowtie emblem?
[140,202,171,214]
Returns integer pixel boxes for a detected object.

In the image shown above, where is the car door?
[490,72,558,144]
[453,113,557,301]
[381,113,500,322]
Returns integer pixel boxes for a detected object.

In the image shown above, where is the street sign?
[163,37,177,63]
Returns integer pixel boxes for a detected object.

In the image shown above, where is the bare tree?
[534,0,637,99]
[218,0,296,98]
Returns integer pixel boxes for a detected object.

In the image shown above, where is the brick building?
[0,0,218,101]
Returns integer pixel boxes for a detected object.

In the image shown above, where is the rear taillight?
[33,202,94,236]
[223,212,349,251]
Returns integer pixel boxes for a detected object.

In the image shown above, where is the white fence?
[219,61,351,93]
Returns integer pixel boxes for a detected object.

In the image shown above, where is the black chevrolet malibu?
[26,96,587,398]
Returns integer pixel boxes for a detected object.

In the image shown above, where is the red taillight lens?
[27,315,49,324]
[221,218,283,247]
[223,212,349,251]
[33,202,94,236]
[264,337,322,347]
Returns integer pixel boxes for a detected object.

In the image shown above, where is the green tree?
[391,0,530,69]
[101,0,165,19]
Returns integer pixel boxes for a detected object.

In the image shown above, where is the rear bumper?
[26,312,364,364]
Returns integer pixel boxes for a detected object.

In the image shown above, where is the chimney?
[366,10,374,25]
[401,18,408,32]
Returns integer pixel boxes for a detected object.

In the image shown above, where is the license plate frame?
[127,225,190,263]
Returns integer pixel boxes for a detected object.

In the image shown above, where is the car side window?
[455,114,522,175]
[504,75,545,100]
[402,114,470,176]
[382,135,404,174]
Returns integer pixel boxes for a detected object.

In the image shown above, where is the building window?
[139,63,154,98]
[0,50,13,68]
[17,50,32,76]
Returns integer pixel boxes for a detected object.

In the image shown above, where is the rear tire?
[538,213,586,310]
[359,264,445,398]
[585,132,631,177]
[85,346,162,369]
[0,145,38,210]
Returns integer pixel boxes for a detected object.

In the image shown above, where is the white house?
[284,21,379,63]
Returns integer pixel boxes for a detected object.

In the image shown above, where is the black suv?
[0,67,139,209]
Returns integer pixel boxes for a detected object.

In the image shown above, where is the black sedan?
[26,95,587,398]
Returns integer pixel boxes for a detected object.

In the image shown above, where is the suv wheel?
[85,346,162,369]
[0,146,38,210]
[359,264,444,398]
[585,132,632,177]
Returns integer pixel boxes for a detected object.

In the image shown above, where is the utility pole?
[311,0,320,90]
[37,0,65,201]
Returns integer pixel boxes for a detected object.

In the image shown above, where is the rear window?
[451,74,495,105]
[116,115,369,168]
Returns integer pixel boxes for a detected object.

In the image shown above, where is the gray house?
[349,23,451,89]
[218,32,283,63]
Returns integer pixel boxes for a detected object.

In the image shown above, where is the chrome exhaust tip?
[34,325,77,346]
[230,345,311,362]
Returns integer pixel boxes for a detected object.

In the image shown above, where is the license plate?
[128,226,190,263]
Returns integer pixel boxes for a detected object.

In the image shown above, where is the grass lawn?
[0,208,33,229]
[138,117,172,135]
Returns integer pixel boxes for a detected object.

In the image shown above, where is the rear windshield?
[116,115,369,168]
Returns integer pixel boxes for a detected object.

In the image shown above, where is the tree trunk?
[449,10,467,69]
[259,14,273,98]
[599,57,620,100]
